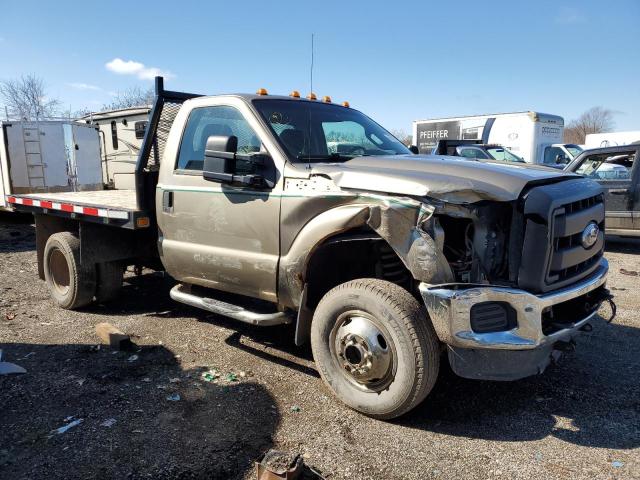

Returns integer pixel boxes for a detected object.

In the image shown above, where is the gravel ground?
[0,213,639,479]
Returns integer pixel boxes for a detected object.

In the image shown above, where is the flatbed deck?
[6,190,150,229]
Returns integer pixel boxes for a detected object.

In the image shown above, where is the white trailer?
[81,106,151,189]
[0,121,102,211]
[585,131,640,149]
[412,111,565,164]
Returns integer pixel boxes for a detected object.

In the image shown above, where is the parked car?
[565,145,639,236]
[432,140,525,163]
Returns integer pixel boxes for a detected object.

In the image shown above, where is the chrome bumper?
[419,258,608,350]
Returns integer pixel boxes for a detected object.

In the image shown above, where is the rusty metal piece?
[255,450,303,480]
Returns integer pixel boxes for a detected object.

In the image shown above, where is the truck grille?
[517,179,605,293]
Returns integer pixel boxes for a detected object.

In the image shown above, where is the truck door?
[71,124,103,187]
[157,102,282,302]
[573,148,638,234]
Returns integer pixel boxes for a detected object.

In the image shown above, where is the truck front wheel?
[311,279,440,419]
[43,232,96,309]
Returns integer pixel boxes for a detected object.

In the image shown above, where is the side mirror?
[555,153,567,164]
[409,145,420,154]
[203,135,268,187]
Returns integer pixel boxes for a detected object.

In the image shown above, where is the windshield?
[565,145,583,158]
[253,99,410,161]
[486,147,524,163]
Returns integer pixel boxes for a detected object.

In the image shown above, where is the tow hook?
[597,289,617,324]
[554,339,576,353]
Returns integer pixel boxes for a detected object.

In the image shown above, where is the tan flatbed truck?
[7,78,613,418]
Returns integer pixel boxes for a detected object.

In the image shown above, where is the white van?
[81,106,151,189]
[0,121,102,211]
[412,111,569,165]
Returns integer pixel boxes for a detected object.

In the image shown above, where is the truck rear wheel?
[311,279,440,419]
[95,261,124,303]
[43,232,96,310]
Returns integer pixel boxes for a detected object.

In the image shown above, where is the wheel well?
[304,229,412,311]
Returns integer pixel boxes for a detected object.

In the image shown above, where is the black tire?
[311,279,440,419]
[43,232,96,309]
[95,261,124,303]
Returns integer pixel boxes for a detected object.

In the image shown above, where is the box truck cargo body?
[81,106,151,189]
[0,121,102,211]
[585,131,640,149]
[413,111,564,164]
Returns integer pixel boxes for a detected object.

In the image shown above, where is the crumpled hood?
[310,154,579,203]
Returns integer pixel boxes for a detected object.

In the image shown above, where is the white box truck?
[412,111,572,165]
[585,131,640,148]
[0,120,102,211]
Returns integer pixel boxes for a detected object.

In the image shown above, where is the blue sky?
[0,0,639,132]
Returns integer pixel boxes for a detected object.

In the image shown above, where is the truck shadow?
[397,317,640,450]
[0,214,35,253]
[0,342,279,480]
[605,236,640,253]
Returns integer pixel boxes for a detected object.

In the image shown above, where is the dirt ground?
[1,213,639,480]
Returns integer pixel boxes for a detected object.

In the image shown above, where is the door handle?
[162,190,173,213]
[609,188,628,195]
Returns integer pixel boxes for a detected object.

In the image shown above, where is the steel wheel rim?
[329,310,397,392]
[48,248,70,295]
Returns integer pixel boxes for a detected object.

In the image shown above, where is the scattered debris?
[141,377,151,382]
[95,322,134,350]
[620,268,638,276]
[166,393,181,402]
[168,377,181,383]
[50,418,83,436]
[225,372,238,382]
[0,349,27,375]
[145,310,172,317]
[256,450,304,480]
[127,354,139,363]
[100,418,117,428]
[610,287,627,291]
[290,405,301,413]
[612,460,624,468]
[201,369,221,382]
[4,312,16,321]
[19,352,35,360]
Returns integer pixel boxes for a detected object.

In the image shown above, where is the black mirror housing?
[203,135,269,187]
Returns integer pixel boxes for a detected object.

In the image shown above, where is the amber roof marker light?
[322,96,332,103]
[342,101,350,108]
[289,90,301,98]
[306,92,317,101]
[256,88,268,95]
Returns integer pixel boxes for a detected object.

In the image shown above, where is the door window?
[544,146,567,165]
[457,147,490,159]
[575,151,635,180]
[176,106,262,171]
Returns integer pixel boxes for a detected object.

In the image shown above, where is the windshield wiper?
[296,153,353,162]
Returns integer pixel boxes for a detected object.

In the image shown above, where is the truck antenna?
[307,33,315,169]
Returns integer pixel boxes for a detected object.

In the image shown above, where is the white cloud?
[554,7,587,24]
[67,82,101,91]
[105,58,174,80]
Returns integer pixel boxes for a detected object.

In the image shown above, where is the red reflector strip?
[5,195,131,222]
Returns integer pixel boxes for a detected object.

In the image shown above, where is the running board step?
[170,284,292,326]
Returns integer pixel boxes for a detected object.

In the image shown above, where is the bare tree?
[564,107,615,144]
[390,128,413,146]
[0,74,61,120]
[102,86,154,111]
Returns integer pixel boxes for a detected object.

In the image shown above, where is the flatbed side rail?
[5,194,147,230]
[135,77,203,213]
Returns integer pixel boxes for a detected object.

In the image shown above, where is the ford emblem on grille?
[581,222,600,249]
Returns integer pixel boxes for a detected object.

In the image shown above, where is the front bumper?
[419,258,609,380]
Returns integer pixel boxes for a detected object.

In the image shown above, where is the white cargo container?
[81,106,150,189]
[0,121,102,211]
[412,111,565,164]
[585,131,640,148]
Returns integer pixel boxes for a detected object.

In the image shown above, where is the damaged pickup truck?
[7,78,612,419]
